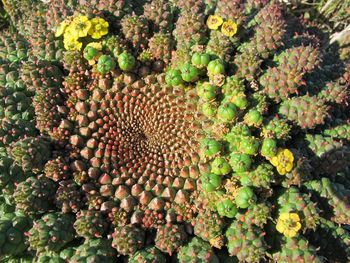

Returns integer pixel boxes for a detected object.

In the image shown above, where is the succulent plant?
[112,224,145,255]
[74,210,107,239]
[14,176,57,216]
[28,212,75,253]
[129,246,166,263]
[0,0,349,261]
[10,137,51,173]
[155,223,188,255]
[70,238,116,263]
[0,156,28,203]
[0,212,32,256]
[178,237,219,263]
[226,220,267,263]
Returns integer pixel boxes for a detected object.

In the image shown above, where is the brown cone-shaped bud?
[79,127,92,137]
[149,197,165,211]
[90,157,101,168]
[115,185,130,200]
[80,147,93,160]
[120,196,137,212]
[131,184,143,196]
[71,160,86,172]
[152,184,165,196]
[88,167,101,179]
[100,201,116,212]
[98,173,112,185]
[174,190,189,204]
[189,165,200,179]
[70,135,83,147]
[172,178,184,189]
[184,178,196,191]
[131,210,144,225]
[76,89,89,100]
[75,101,88,114]
[139,191,154,205]
[161,187,176,201]
[100,184,114,197]
[59,119,73,130]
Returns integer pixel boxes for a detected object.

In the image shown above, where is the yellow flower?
[88,17,109,39]
[55,20,69,37]
[70,15,92,38]
[87,42,103,50]
[269,148,294,175]
[63,23,77,40]
[206,15,223,30]
[276,213,301,238]
[63,36,83,51]
[221,20,238,37]
[88,60,96,66]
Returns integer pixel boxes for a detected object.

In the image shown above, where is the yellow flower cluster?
[276,212,301,238]
[55,15,109,51]
[269,148,294,175]
[206,15,238,37]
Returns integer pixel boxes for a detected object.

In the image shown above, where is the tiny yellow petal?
[91,17,108,26]
[270,156,278,167]
[289,213,300,222]
[63,37,82,51]
[100,28,108,35]
[277,165,286,175]
[285,162,293,172]
[284,229,297,238]
[87,42,103,50]
[90,32,102,39]
[64,24,77,38]
[294,222,302,231]
[279,213,290,221]
[276,222,285,233]
[72,15,89,24]
[55,21,68,37]
[284,149,294,162]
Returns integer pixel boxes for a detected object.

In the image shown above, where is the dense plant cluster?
[0,0,349,262]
